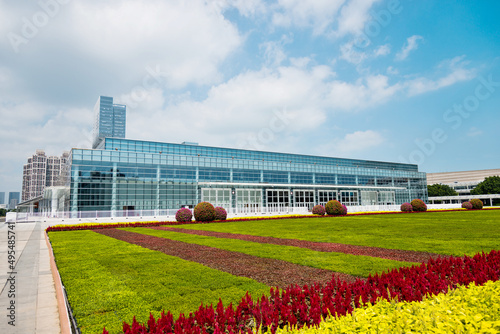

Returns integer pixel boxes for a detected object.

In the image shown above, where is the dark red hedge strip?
[104,250,500,334]
[47,208,500,233]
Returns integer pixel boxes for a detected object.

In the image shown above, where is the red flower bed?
[94,229,357,288]
[152,226,440,263]
[104,249,500,334]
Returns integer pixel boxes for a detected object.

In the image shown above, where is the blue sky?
[0,0,499,194]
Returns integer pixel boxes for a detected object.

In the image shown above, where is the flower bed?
[274,280,500,333]
[106,250,500,334]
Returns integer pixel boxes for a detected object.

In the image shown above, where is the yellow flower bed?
[271,280,500,334]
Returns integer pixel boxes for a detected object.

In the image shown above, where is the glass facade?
[68,138,428,212]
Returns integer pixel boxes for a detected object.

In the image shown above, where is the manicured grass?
[48,231,269,334]
[173,210,500,256]
[123,227,415,277]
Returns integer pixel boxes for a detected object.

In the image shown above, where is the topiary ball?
[469,198,483,210]
[341,204,348,215]
[214,207,227,220]
[400,202,413,212]
[325,200,346,216]
[461,201,473,210]
[410,199,427,212]
[194,202,216,222]
[312,205,326,216]
[175,208,193,222]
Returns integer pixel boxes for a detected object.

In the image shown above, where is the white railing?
[347,205,401,213]
[11,203,468,224]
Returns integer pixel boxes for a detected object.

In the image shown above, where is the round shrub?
[214,207,227,220]
[325,200,346,216]
[312,205,326,216]
[400,202,413,212]
[175,208,192,222]
[461,201,473,210]
[194,202,216,222]
[469,198,483,210]
[410,199,427,212]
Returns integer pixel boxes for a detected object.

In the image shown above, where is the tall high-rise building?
[8,192,20,210]
[92,96,126,149]
[0,192,5,205]
[22,150,69,201]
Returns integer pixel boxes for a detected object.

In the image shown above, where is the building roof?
[427,169,500,185]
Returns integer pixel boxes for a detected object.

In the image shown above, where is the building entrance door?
[293,190,315,210]
[266,189,290,212]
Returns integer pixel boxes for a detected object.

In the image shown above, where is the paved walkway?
[0,221,61,334]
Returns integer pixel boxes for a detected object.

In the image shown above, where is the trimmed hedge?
[462,201,473,210]
[175,208,193,222]
[400,202,413,212]
[215,207,228,221]
[111,250,500,334]
[470,198,484,210]
[312,205,326,216]
[194,202,216,222]
[325,200,347,216]
[274,280,500,334]
[410,199,427,212]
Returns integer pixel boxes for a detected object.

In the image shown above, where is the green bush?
[400,202,413,212]
[469,198,483,210]
[410,199,427,212]
[194,202,216,222]
[325,200,346,216]
[175,208,193,222]
[461,201,473,210]
[312,205,326,216]
[214,207,227,220]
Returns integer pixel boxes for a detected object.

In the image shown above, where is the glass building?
[92,96,126,149]
[66,138,427,213]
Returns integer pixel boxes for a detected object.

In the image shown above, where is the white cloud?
[217,0,267,17]
[396,35,423,61]
[336,0,381,37]
[272,0,347,35]
[66,0,241,88]
[387,66,399,75]
[406,56,476,95]
[467,127,483,137]
[318,130,385,157]
[338,130,385,152]
[0,0,243,100]
[340,42,390,64]
[326,75,401,110]
[374,44,391,57]
[260,34,293,67]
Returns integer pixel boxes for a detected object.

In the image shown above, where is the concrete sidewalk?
[0,221,61,334]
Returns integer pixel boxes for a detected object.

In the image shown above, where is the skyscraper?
[92,96,126,149]
[22,150,69,201]
[0,192,5,205]
[8,192,20,210]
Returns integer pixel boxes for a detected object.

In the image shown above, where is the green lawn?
[48,230,270,334]
[172,210,500,256]
[124,227,414,277]
[48,209,500,333]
